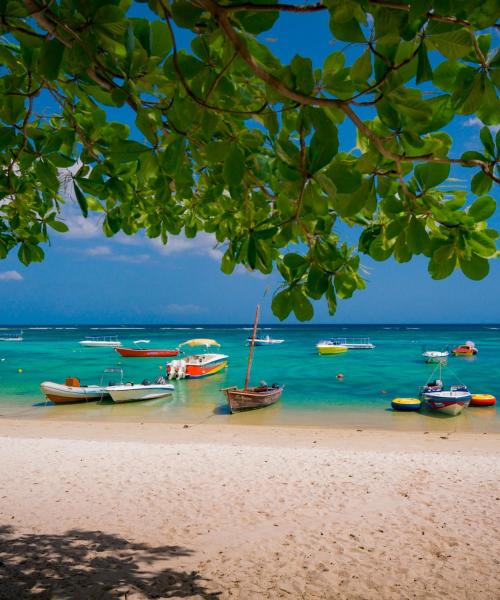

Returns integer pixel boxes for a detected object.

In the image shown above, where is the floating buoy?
[336,373,344,380]
[17,368,23,374]
[470,394,496,407]
[391,397,421,411]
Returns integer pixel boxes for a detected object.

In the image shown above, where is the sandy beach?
[0,419,499,599]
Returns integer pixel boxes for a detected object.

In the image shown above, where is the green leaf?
[406,217,429,254]
[471,171,492,195]
[272,289,293,320]
[292,287,314,321]
[290,55,314,95]
[459,254,489,280]
[416,43,432,84]
[150,21,172,57]
[329,17,365,43]
[468,195,496,221]
[428,245,456,279]
[74,183,88,218]
[351,49,371,84]
[224,145,245,187]
[414,162,450,190]
[171,1,204,28]
[48,220,69,233]
[39,38,65,80]
[426,26,473,60]
[480,126,495,157]
[109,140,151,162]
[221,250,235,275]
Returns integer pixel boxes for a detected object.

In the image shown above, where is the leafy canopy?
[0,0,499,320]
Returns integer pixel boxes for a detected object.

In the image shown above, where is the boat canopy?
[179,338,220,348]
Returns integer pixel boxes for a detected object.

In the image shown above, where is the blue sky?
[0,7,499,325]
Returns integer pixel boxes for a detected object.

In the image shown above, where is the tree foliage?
[0,0,499,320]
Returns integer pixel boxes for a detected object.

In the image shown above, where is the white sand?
[0,419,499,599]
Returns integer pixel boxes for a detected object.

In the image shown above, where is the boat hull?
[223,385,283,413]
[116,347,179,358]
[40,382,110,404]
[316,344,348,355]
[167,354,228,379]
[423,351,449,363]
[106,384,174,403]
[423,391,471,416]
[249,339,285,346]
[79,341,122,347]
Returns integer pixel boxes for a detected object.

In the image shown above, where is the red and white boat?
[167,339,228,379]
[423,389,471,416]
[452,341,478,356]
[115,340,179,358]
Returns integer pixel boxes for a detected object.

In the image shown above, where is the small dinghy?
[40,377,111,404]
[106,377,174,403]
[391,398,422,411]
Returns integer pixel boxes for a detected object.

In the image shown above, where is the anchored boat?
[326,337,375,349]
[115,340,179,358]
[40,376,112,404]
[223,305,283,413]
[247,334,285,346]
[79,336,122,348]
[422,347,449,363]
[0,330,23,342]
[452,341,478,356]
[316,340,348,355]
[420,363,471,416]
[167,339,228,379]
[106,378,174,403]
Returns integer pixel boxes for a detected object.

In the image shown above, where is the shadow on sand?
[0,525,220,599]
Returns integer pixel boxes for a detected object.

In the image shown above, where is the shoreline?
[1,418,500,598]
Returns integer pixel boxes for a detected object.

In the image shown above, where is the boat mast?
[244,304,260,390]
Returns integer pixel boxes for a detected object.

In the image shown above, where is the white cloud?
[110,253,150,264]
[85,245,111,256]
[149,232,223,261]
[164,303,206,315]
[0,270,23,281]
[464,117,500,133]
[63,214,102,239]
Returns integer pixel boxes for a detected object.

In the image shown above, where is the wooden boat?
[222,305,283,413]
[40,377,111,404]
[116,340,179,357]
[79,336,121,347]
[452,341,478,356]
[167,339,228,379]
[316,341,348,355]
[470,394,496,407]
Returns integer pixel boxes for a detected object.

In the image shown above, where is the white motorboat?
[325,337,375,349]
[0,330,23,341]
[247,335,285,346]
[79,336,122,347]
[40,378,111,404]
[422,346,449,363]
[422,389,471,416]
[106,382,174,403]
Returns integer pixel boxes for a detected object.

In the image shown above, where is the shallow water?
[0,324,498,432]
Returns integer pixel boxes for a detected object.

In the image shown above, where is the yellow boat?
[316,342,349,355]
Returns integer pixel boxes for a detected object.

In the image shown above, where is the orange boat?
[452,341,478,356]
[166,339,228,379]
[116,347,179,358]
[470,394,496,407]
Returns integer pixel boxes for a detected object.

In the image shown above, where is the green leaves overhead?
[0,0,498,321]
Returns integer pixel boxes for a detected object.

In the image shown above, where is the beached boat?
[247,335,285,346]
[423,389,471,416]
[326,337,375,349]
[316,340,349,355]
[452,341,478,356]
[40,377,111,404]
[79,336,122,347]
[167,339,228,379]
[0,330,23,341]
[115,340,179,358]
[223,305,283,413]
[105,379,174,403]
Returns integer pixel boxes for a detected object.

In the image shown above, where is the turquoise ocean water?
[0,324,498,432]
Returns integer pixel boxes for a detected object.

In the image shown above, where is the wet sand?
[1,419,499,599]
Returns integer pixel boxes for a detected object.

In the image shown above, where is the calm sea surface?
[0,324,499,432]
